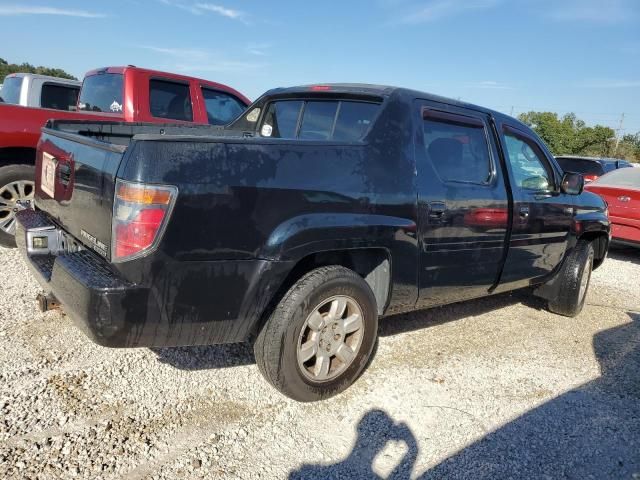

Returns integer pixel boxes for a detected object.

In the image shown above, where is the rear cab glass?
[78,73,124,113]
[0,76,23,104]
[41,84,80,110]
[259,99,379,141]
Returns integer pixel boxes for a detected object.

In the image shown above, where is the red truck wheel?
[0,165,35,248]
[254,265,379,402]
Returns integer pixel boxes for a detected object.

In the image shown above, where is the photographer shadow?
[289,409,419,480]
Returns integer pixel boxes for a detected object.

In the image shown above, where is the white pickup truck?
[0,73,80,111]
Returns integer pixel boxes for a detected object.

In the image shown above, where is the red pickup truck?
[0,65,249,247]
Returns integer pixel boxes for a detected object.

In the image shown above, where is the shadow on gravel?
[151,342,255,370]
[419,311,640,479]
[290,409,419,479]
[379,289,545,338]
[608,244,640,266]
[292,313,640,479]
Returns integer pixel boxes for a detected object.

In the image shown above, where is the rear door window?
[149,79,193,121]
[423,112,492,184]
[201,88,246,125]
[40,84,80,111]
[78,73,124,113]
[0,76,23,104]
[260,100,379,141]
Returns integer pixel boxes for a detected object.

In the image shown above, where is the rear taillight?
[112,180,177,262]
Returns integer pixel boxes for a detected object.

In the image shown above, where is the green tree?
[0,57,77,83]
[518,111,615,157]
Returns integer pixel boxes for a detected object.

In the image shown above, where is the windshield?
[0,76,23,104]
[78,73,124,113]
[591,167,640,190]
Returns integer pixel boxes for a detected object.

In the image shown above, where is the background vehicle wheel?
[254,265,378,402]
[0,165,36,248]
[547,240,594,317]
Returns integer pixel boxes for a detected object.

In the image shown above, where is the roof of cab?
[4,72,80,86]
[262,83,520,125]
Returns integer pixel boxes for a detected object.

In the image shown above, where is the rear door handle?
[428,201,446,220]
[519,206,530,219]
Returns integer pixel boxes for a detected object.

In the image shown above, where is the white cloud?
[398,0,500,24]
[546,0,637,24]
[245,43,272,56]
[137,45,209,61]
[194,3,244,20]
[0,5,107,18]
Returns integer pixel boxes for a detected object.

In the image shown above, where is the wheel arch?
[0,147,37,168]
[578,230,609,269]
[251,247,392,339]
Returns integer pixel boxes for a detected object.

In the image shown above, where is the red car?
[585,167,640,247]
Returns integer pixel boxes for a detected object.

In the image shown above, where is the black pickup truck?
[15,84,610,401]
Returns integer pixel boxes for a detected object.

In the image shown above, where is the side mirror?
[560,172,584,195]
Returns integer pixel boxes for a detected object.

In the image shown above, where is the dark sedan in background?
[555,155,633,183]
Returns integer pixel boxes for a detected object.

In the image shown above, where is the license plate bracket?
[41,153,57,198]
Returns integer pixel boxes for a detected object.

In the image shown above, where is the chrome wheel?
[0,180,35,235]
[297,295,365,382]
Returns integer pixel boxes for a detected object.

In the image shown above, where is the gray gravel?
[0,245,639,479]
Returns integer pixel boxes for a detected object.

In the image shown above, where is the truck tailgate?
[35,129,126,259]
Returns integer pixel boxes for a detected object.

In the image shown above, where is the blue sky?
[1,0,639,133]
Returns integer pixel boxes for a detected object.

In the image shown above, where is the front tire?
[254,266,378,402]
[0,164,36,248]
[547,240,594,317]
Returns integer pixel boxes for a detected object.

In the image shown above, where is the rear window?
[40,84,80,111]
[149,79,193,122]
[0,76,23,104]
[78,73,124,113]
[260,100,379,141]
[202,88,246,125]
[556,158,604,176]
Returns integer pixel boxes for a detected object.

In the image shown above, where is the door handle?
[428,202,446,220]
[519,206,530,219]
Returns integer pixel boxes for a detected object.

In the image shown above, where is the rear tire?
[0,164,36,248]
[254,266,378,402]
[547,240,594,317]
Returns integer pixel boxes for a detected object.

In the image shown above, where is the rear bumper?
[16,209,291,348]
[16,209,149,347]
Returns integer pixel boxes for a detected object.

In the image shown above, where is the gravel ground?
[0,245,639,479]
